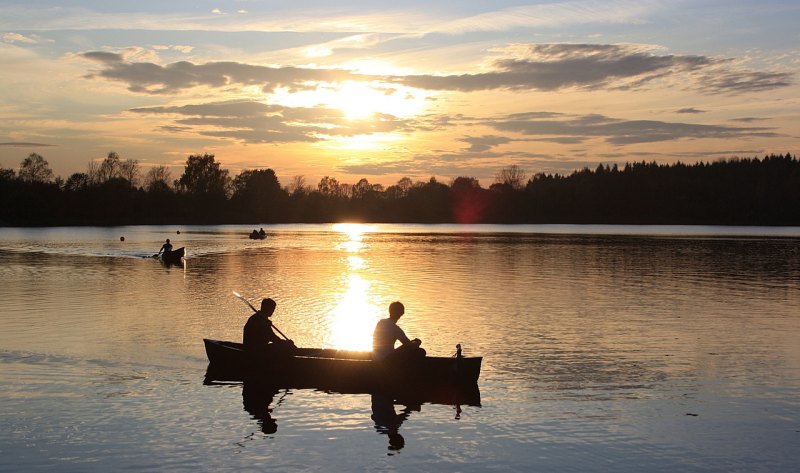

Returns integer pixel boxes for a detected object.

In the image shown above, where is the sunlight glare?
[325,223,381,350]
[269,81,428,120]
[328,275,379,350]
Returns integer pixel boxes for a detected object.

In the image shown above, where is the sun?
[328,81,426,120]
[270,79,428,120]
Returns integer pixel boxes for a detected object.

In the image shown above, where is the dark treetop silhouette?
[2,152,799,226]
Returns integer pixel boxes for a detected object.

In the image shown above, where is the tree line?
[1,151,798,226]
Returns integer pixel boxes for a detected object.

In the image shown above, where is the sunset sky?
[1,0,798,187]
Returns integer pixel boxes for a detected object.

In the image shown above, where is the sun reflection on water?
[329,274,380,350]
[326,223,381,350]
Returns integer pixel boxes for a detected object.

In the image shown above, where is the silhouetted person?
[250,229,259,239]
[157,238,173,256]
[372,301,425,363]
[243,298,295,361]
[243,382,279,434]
[258,227,266,237]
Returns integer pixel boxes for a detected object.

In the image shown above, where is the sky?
[1,0,798,187]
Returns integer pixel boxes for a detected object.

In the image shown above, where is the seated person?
[243,298,294,359]
[158,238,172,255]
[372,301,425,363]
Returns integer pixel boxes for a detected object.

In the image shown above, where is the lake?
[1,224,799,472]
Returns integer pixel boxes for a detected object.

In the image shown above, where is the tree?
[287,175,310,196]
[231,168,284,222]
[176,154,230,197]
[0,167,15,181]
[396,177,413,196]
[18,153,54,183]
[451,176,481,193]
[494,165,527,190]
[64,172,91,192]
[451,176,489,224]
[317,176,341,196]
[98,151,121,183]
[118,159,140,187]
[352,178,373,199]
[144,165,173,193]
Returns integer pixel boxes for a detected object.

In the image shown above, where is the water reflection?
[327,223,382,350]
[371,393,416,453]
[242,383,283,435]
[329,274,379,350]
[238,382,478,453]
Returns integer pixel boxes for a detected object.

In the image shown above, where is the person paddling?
[157,238,173,256]
[372,301,425,363]
[243,298,295,360]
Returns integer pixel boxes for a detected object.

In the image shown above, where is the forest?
[1,151,799,226]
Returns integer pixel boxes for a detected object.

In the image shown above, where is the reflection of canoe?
[203,339,482,398]
[161,247,185,264]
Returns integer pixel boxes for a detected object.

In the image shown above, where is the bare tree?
[287,175,310,196]
[18,153,54,183]
[85,160,101,185]
[98,151,121,182]
[144,165,173,193]
[494,165,527,190]
[118,159,140,187]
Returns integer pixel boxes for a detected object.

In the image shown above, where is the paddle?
[232,291,291,341]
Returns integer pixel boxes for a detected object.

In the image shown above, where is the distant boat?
[202,339,482,397]
[249,232,267,240]
[160,247,185,265]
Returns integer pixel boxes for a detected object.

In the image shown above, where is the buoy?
[176,230,181,234]
[120,236,125,241]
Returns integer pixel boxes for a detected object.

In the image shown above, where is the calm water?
[1,224,799,472]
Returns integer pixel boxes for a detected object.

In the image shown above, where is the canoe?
[160,247,185,264]
[249,233,267,240]
[203,339,482,392]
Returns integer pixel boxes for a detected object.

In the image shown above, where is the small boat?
[203,339,482,394]
[249,233,267,240]
[160,247,185,264]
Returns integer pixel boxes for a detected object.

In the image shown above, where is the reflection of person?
[157,238,173,255]
[372,301,426,362]
[371,394,418,452]
[243,298,295,360]
[243,383,279,434]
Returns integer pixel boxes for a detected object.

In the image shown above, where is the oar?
[232,291,290,341]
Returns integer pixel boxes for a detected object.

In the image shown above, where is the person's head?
[260,298,277,316]
[166,238,170,243]
[389,301,404,320]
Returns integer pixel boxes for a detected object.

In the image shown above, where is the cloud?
[676,108,706,114]
[81,43,792,97]
[3,32,37,44]
[491,111,778,145]
[438,0,665,35]
[461,135,513,152]
[152,44,195,54]
[397,44,793,95]
[129,100,412,143]
[730,117,769,123]
[81,51,369,94]
[0,142,56,147]
[697,70,793,94]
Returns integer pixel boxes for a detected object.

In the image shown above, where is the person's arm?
[266,320,282,343]
[393,324,413,346]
